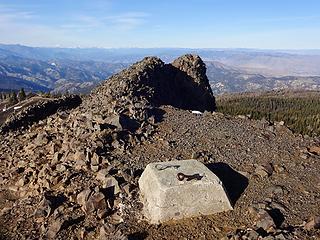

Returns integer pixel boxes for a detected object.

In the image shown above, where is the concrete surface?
[138,159,233,223]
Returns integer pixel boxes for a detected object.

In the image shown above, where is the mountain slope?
[0,55,127,93]
[0,55,319,239]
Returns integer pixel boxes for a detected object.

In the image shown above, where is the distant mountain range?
[0,43,320,94]
[0,49,127,93]
[205,61,320,94]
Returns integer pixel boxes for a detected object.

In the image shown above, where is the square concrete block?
[138,160,233,223]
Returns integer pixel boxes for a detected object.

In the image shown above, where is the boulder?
[138,159,233,223]
[170,54,216,112]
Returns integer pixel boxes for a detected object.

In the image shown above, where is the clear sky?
[0,0,319,49]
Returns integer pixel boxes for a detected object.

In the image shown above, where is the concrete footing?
[138,159,233,223]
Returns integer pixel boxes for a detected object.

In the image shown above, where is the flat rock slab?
[138,159,233,223]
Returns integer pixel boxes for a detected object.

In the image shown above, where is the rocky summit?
[0,55,319,240]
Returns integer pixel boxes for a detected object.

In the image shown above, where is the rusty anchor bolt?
[177,172,203,181]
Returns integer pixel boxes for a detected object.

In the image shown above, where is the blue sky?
[0,0,319,49]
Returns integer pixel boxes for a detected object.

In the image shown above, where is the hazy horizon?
[0,0,320,49]
[1,43,320,52]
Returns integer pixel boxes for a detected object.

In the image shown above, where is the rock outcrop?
[170,54,215,111]
[90,54,216,124]
[0,95,82,134]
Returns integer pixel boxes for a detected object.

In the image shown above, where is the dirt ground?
[112,106,320,239]
[0,105,320,239]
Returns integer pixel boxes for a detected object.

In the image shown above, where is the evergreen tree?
[17,88,26,102]
[9,92,18,105]
[217,93,320,136]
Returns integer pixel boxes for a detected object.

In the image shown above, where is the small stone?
[304,216,320,230]
[122,184,131,196]
[100,225,127,240]
[15,178,25,187]
[268,185,284,196]
[248,205,260,217]
[91,165,100,172]
[272,164,285,173]
[79,228,88,239]
[53,152,62,163]
[0,207,11,216]
[266,125,275,133]
[77,189,92,211]
[191,151,201,159]
[308,146,320,155]
[97,208,109,219]
[8,185,19,192]
[99,225,109,240]
[75,160,86,170]
[275,233,286,240]
[212,226,220,233]
[256,210,276,232]
[35,133,49,146]
[264,198,272,203]
[106,114,123,130]
[91,153,100,166]
[50,143,59,155]
[262,163,274,175]
[263,236,275,240]
[237,115,246,119]
[96,171,120,194]
[47,217,64,239]
[96,169,109,180]
[88,192,107,213]
[34,198,52,219]
[73,150,86,162]
[270,202,287,213]
[246,229,259,239]
[300,154,309,160]
[109,212,124,224]
[254,165,269,178]
[56,164,66,172]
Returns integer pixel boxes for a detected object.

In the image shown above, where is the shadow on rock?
[267,208,285,228]
[152,56,216,112]
[206,162,249,206]
[45,192,67,210]
[147,108,166,123]
[128,231,149,240]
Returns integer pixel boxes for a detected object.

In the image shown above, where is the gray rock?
[35,132,49,146]
[256,210,276,232]
[47,217,65,239]
[85,192,107,214]
[96,170,120,194]
[99,225,128,240]
[139,160,233,223]
[304,216,320,230]
[34,197,52,219]
[77,189,108,214]
[254,165,270,178]
[77,189,92,212]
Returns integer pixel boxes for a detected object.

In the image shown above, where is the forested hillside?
[217,90,320,136]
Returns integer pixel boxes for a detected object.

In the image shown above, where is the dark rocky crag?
[91,54,215,117]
